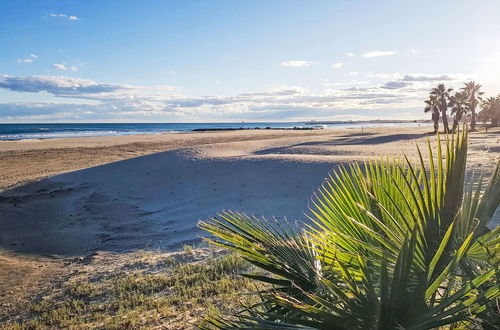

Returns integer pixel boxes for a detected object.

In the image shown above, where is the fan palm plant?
[449,91,468,133]
[200,129,500,329]
[461,81,484,131]
[425,94,440,134]
[431,84,453,133]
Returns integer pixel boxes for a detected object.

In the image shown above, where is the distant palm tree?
[449,91,468,133]
[461,81,483,131]
[424,94,440,133]
[430,84,453,133]
[481,95,500,127]
[491,96,500,127]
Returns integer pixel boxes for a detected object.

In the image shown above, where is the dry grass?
[2,248,263,329]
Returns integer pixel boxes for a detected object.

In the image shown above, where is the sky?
[1,0,500,123]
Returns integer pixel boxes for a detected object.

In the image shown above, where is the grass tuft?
[3,249,262,329]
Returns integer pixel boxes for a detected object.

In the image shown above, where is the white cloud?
[0,73,469,122]
[0,75,126,96]
[281,60,315,68]
[366,73,463,82]
[381,81,411,89]
[363,50,396,58]
[401,74,458,81]
[49,12,80,21]
[53,63,79,72]
[331,62,343,69]
[367,73,401,79]
[17,54,38,63]
[53,63,68,71]
[346,52,355,57]
[324,80,370,87]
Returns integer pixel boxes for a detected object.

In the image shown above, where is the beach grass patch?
[2,249,262,329]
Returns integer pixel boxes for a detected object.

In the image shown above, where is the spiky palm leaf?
[199,129,500,329]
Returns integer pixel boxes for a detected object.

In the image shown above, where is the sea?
[0,122,429,141]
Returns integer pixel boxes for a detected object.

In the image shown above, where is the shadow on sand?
[254,133,429,156]
[0,149,337,256]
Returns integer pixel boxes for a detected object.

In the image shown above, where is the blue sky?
[1,0,500,122]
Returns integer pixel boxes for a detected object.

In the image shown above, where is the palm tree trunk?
[452,112,463,133]
[452,118,458,133]
[470,93,476,131]
[432,111,439,134]
[441,106,449,133]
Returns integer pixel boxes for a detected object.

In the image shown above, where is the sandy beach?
[2,126,500,253]
[1,126,499,323]
[4,0,500,326]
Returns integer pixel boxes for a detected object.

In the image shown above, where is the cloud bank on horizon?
[1,0,500,122]
[0,73,472,122]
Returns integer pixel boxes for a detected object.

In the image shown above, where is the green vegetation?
[200,129,500,329]
[430,84,453,133]
[425,80,500,133]
[424,93,440,134]
[182,243,195,255]
[3,251,261,329]
[463,81,484,131]
[480,96,500,128]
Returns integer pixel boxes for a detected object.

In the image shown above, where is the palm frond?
[199,128,500,329]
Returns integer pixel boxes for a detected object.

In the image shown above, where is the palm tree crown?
[430,84,453,133]
[424,94,440,133]
[480,95,500,127]
[461,81,483,131]
[449,91,468,132]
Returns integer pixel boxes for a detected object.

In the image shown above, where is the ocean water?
[0,122,428,141]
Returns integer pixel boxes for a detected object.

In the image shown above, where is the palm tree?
[461,81,483,131]
[449,91,468,133]
[481,95,500,127]
[492,96,500,127]
[424,94,440,133]
[431,84,453,133]
[200,130,500,329]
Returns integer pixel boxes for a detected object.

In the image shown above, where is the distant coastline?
[0,120,431,141]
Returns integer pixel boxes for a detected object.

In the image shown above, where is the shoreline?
[0,121,431,142]
[0,126,320,142]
